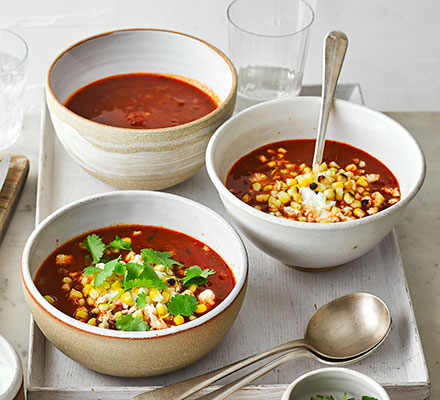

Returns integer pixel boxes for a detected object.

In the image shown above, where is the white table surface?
[0,1,439,397]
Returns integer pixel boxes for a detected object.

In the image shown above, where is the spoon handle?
[131,339,306,400]
[312,31,348,166]
[195,348,312,400]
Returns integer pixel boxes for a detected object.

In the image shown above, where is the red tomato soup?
[226,139,400,223]
[64,73,218,129]
[34,225,234,331]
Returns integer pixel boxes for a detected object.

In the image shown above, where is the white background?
[1,0,439,113]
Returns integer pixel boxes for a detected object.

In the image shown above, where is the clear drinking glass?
[227,0,314,102]
[0,29,28,150]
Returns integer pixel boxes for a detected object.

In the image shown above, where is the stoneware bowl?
[206,97,425,270]
[0,334,23,400]
[281,367,391,400]
[46,29,237,190]
[21,191,248,377]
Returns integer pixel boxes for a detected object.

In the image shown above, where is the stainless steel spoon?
[132,293,391,400]
[312,30,348,166]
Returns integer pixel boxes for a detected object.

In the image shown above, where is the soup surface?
[226,139,400,223]
[35,225,234,331]
[64,73,218,129]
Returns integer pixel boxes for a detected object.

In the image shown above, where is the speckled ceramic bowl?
[281,367,390,400]
[46,29,237,190]
[206,97,425,270]
[21,191,247,377]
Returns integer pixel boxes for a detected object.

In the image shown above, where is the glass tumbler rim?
[226,0,314,38]
[0,28,29,74]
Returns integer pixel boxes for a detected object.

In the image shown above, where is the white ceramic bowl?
[0,334,22,400]
[206,97,425,269]
[21,191,248,377]
[281,367,390,400]
[46,29,237,190]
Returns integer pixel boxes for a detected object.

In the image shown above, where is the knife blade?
[0,154,11,192]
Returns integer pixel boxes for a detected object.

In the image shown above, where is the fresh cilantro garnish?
[167,293,198,316]
[311,395,375,400]
[83,234,106,264]
[107,235,132,251]
[123,262,167,291]
[362,397,378,400]
[115,314,149,331]
[93,257,122,288]
[136,292,147,308]
[82,266,102,276]
[141,248,182,273]
[179,265,215,286]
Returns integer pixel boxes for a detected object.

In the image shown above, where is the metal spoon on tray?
[312,30,348,166]
[132,293,391,400]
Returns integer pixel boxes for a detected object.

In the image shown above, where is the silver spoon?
[312,30,348,166]
[132,293,391,400]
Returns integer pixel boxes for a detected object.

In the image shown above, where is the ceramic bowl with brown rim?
[46,29,237,190]
[21,191,248,377]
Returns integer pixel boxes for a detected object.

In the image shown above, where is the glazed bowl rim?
[206,96,426,231]
[46,28,237,135]
[21,190,248,339]
[282,366,391,399]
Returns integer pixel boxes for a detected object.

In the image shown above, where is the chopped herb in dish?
[35,225,235,331]
[311,395,379,400]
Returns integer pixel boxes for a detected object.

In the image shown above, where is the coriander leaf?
[141,248,182,273]
[179,265,215,286]
[136,292,147,308]
[82,266,102,276]
[93,257,122,288]
[362,397,378,400]
[167,293,198,316]
[107,235,132,251]
[84,234,106,264]
[115,314,149,331]
[123,262,167,291]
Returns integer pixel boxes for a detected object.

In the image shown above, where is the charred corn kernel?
[277,191,291,204]
[335,187,344,201]
[286,178,297,186]
[277,147,287,154]
[162,291,171,302]
[100,281,109,290]
[189,284,198,293]
[92,308,99,314]
[154,264,166,272]
[89,289,99,299]
[150,289,163,303]
[298,216,307,222]
[87,318,97,326]
[256,194,269,202]
[69,289,83,299]
[290,201,301,210]
[323,188,335,200]
[258,155,268,162]
[61,283,71,291]
[121,291,132,304]
[329,161,340,168]
[124,250,135,262]
[346,164,357,172]
[189,315,197,321]
[133,310,143,318]
[353,208,366,218]
[372,192,385,207]
[156,303,168,317]
[351,200,362,209]
[331,206,341,214]
[333,181,344,189]
[114,311,123,319]
[344,192,355,205]
[241,193,251,203]
[336,174,347,182]
[75,309,88,319]
[87,297,95,305]
[345,171,354,179]
[121,237,131,245]
[356,177,368,187]
[44,295,55,304]
[252,182,261,191]
[359,160,366,167]
[98,321,109,329]
[98,304,109,312]
[280,168,289,174]
[267,161,276,167]
[263,184,273,192]
[344,180,354,190]
[111,281,122,291]
[81,276,89,285]
[78,298,85,306]
[62,276,73,284]
[196,304,208,313]
[109,247,120,253]
[254,205,262,211]
[174,315,185,325]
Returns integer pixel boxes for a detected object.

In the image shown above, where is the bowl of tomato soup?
[22,191,248,377]
[206,97,425,269]
[46,29,237,190]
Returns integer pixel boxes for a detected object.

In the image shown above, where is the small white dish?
[281,367,390,400]
[0,334,22,400]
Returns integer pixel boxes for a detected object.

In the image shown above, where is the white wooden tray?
[28,84,430,399]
